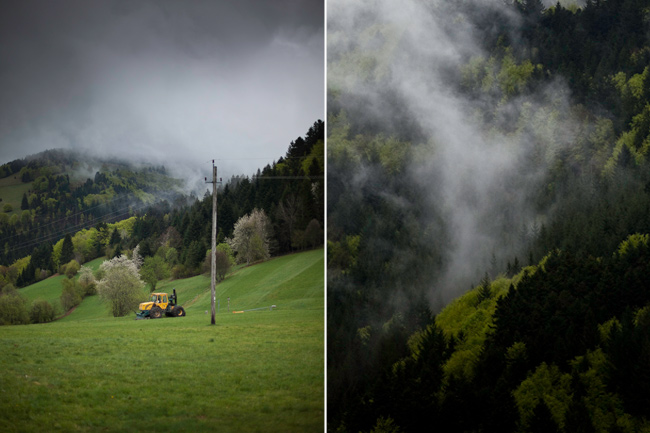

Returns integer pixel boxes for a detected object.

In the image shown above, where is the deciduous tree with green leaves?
[60,277,83,312]
[0,285,29,325]
[140,255,170,292]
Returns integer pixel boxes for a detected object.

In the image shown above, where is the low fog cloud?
[0,0,323,188]
[329,0,580,304]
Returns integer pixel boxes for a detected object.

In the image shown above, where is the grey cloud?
[0,0,323,186]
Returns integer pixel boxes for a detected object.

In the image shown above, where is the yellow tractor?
[136,289,186,319]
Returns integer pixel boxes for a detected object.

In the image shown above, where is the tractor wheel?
[174,306,186,317]
[150,306,163,319]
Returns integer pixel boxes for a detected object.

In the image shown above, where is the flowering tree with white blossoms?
[97,255,146,317]
[130,244,143,269]
[226,208,272,265]
[78,265,96,296]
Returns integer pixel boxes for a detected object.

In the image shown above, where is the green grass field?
[0,175,31,216]
[20,257,107,316]
[0,249,324,432]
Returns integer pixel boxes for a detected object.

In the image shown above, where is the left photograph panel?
[0,1,325,431]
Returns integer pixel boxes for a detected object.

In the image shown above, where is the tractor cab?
[149,293,169,308]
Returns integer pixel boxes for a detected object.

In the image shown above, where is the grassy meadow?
[0,249,324,432]
[0,175,31,216]
[19,257,106,316]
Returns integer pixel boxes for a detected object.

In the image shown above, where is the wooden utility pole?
[211,163,217,325]
[206,161,220,325]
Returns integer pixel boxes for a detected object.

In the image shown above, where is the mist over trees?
[0,149,184,269]
[328,0,650,431]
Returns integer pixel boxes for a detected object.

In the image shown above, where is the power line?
[3,202,149,254]
[4,209,137,254]
[2,158,324,257]
[206,156,315,161]
[0,191,141,244]
[4,210,130,254]
[253,176,324,180]
[1,203,133,252]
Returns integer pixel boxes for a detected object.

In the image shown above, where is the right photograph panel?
[327,0,650,431]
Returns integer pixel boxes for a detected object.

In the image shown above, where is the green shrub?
[215,251,231,281]
[303,219,324,248]
[202,250,232,281]
[62,259,80,278]
[216,243,236,266]
[0,290,30,325]
[156,245,179,265]
[60,278,82,312]
[171,264,189,280]
[1,283,16,295]
[35,268,51,282]
[30,300,55,323]
[93,265,106,282]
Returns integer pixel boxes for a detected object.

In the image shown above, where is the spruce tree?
[477,273,491,305]
[109,228,121,246]
[60,234,74,265]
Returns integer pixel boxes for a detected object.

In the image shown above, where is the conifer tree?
[477,273,491,305]
[109,228,121,246]
[59,234,74,266]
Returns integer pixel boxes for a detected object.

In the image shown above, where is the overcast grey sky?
[0,0,324,189]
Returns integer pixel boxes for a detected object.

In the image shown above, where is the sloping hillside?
[0,149,187,266]
[19,248,324,322]
[0,248,324,432]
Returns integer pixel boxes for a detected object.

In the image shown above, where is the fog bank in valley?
[329,0,581,306]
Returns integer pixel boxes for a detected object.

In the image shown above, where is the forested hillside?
[0,149,185,265]
[0,120,323,292]
[328,0,650,431]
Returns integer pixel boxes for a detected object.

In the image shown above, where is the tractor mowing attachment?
[135,289,186,319]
